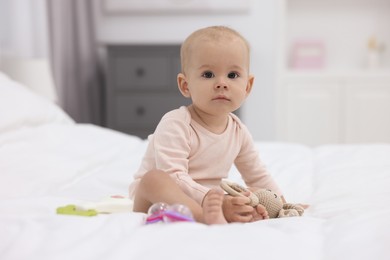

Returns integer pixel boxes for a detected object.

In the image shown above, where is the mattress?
[1,72,389,260]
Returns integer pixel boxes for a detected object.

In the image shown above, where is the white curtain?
[47,0,103,125]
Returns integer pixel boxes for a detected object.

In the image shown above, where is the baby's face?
[182,38,253,116]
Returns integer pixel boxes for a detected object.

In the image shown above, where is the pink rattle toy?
[145,202,195,224]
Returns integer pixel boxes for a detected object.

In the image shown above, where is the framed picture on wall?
[290,39,326,69]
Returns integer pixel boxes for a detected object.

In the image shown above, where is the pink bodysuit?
[129,106,282,205]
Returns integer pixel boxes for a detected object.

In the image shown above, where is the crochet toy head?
[220,180,304,218]
[253,189,283,218]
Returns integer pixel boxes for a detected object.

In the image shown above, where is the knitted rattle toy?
[220,180,304,218]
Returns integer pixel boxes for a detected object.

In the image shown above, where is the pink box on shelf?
[290,39,325,69]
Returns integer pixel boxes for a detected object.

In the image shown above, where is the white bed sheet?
[1,72,390,260]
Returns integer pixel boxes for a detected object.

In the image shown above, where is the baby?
[129,26,284,224]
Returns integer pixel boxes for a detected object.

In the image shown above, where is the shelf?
[284,69,390,79]
[282,0,390,72]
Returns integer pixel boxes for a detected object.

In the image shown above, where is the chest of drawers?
[105,45,190,138]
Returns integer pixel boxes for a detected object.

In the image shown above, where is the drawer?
[112,94,190,129]
[113,56,172,90]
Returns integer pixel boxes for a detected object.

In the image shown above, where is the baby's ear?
[245,74,255,97]
[177,73,191,98]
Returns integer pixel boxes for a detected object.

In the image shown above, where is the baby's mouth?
[213,95,230,101]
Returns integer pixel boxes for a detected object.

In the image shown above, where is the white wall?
[0,0,54,101]
[94,0,279,141]
[0,0,49,59]
[0,0,279,140]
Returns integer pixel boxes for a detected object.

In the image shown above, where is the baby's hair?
[180,26,250,74]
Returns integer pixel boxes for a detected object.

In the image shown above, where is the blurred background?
[1,0,389,145]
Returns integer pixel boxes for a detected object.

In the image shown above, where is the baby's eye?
[202,71,214,78]
[227,72,239,79]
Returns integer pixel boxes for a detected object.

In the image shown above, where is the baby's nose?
[215,80,228,89]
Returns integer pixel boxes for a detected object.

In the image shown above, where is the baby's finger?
[234,204,254,215]
[232,213,253,223]
[255,205,269,216]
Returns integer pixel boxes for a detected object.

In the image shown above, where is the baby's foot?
[252,204,269,222]
[202,189,227,225]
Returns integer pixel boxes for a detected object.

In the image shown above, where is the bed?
[1,72,389,260]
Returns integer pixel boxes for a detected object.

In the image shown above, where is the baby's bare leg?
[133,170,227,224]
[133,169,203,221]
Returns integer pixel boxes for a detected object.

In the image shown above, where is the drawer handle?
[136,106,145,116]
[135,67,145,77]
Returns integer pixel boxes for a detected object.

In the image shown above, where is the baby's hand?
[235,190,269,222]
[222,195,254,223]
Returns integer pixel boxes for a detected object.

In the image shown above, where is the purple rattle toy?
[145,202,195,224]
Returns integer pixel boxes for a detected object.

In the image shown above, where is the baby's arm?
[235,127,284,198]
